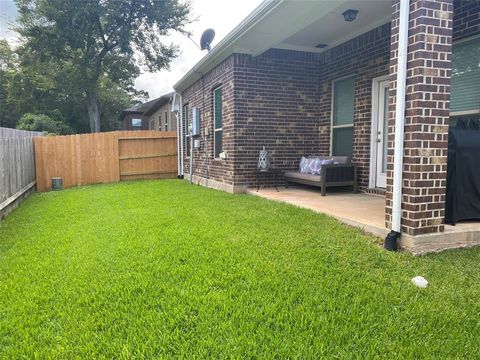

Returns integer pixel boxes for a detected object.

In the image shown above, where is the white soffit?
[277,0,392,53]
[174,0,392,92]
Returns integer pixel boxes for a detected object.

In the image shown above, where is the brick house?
[173,0,479,250]
[120,92,177,131]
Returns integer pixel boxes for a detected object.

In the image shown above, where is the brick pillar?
[386,0,453,236]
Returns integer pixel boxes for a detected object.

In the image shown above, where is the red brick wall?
[182,24,391,189]
[386,0,454,236]
[453,0,480,40]
[232,50,322,186]
[232,24,391,188]
[181,56,236,185]
[181,0,477,195]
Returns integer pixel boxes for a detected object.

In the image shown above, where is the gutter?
[385,0,410,251]
[175,96,181,177]
[173,0,283,93]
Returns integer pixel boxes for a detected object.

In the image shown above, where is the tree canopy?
[2,0,191,133]
[17,112,73,135]
[0,39,146,133]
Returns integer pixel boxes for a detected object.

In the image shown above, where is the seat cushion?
[285,171,321,182]
[330,156,349,164]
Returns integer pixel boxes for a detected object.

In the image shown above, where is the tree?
[15,0,190,132]
[0,40,21,128]
[2,41,145,133]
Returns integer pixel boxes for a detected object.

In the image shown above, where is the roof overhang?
[120,92,175,120]
[174,0,391,93]
[143,93,174,116]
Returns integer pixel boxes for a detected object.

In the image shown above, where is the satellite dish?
[200,29,215,51]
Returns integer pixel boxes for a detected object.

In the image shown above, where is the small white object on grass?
[411,276,428,288]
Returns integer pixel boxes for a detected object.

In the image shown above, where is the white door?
[374,80,389,188]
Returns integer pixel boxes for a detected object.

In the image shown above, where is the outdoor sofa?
[285,156,358,196]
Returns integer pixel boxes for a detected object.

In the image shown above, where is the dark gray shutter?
[214,88,223,129]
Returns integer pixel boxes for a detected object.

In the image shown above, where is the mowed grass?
[1,180,479,358]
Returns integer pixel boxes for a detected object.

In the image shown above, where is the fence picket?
[34,131,177,192]
[0,128,43,217]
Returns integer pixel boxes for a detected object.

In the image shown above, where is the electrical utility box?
[191,107,201,136]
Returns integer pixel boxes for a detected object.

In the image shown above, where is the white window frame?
[183,104,190,158]
[213,86,223,159]
[450,34,480,117]
[164,111,169,131]
[330,75,356,156]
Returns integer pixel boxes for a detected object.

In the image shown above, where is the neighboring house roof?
[173,0,390,93]
[120,92,175,119]
[143,92,175,116]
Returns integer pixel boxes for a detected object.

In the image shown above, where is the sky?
[0,0,263,100]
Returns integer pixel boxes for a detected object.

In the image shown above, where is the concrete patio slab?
[247,187,388,238]
[248,186,480,254]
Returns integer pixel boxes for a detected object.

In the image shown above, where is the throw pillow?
[305,158,317,174]
[312,158,334,175]
[299,156,309,173]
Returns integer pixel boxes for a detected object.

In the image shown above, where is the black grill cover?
[445,119,480,224]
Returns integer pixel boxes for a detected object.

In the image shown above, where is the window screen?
[214,87,223,158]
[451,37,480,114]
[332,76,355,157]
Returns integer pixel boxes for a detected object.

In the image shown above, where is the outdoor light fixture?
[342,9,359,22]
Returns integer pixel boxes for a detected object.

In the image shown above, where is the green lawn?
[1,180,479,358]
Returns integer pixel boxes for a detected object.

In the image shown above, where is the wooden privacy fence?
[34,131,178,192]
[0,127,43,218]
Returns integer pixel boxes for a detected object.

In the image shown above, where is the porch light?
[342,9,359,22]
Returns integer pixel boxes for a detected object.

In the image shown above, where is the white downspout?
[189,128,194,183]
[176,111,181,177]
[386,0,410,249]
[179,94,184,177]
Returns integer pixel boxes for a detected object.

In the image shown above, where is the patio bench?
[285,156,358,196]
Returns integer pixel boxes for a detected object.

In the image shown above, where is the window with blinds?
[451,36,480,115]
[213,87,223,158]
[183,104,190,157]
[331,76,355,157]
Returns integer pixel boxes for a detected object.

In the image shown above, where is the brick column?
[386,0,453,236]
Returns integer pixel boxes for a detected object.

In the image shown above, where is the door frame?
[369,75,390,189]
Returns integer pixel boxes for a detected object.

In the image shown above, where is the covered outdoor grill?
[445,118,480,224]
